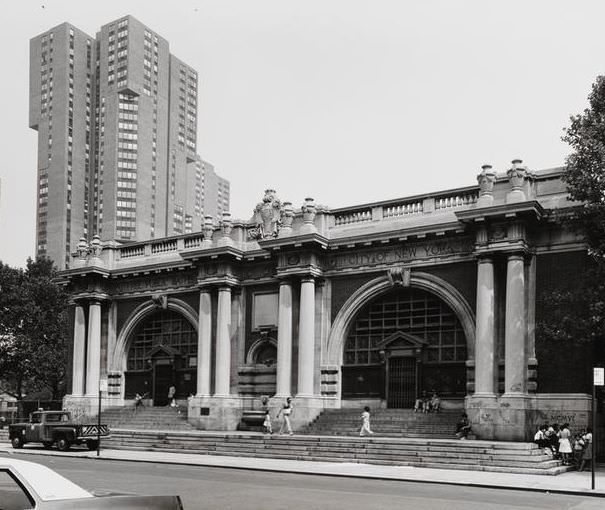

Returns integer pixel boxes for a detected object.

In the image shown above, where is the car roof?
[0,457,93,501]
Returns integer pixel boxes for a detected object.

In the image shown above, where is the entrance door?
[153,363,173,406]
[387,357,417,408]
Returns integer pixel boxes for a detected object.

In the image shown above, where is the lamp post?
[98,378,107,458]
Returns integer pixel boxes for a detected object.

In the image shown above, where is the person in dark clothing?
[455,413,471,439]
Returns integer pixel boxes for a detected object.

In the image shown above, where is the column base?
[63,394,118,419]
[187,395,243,431]
[272,395,325,431]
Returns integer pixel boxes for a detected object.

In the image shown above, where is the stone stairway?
[304,408,461,438]
[102,430,570,475]
[101,406,194,431]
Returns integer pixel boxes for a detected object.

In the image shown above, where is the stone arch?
[111,297,199,375]
[246,336,278,365]
[325,272,476,367]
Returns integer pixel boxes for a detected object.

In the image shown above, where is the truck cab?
[9,410,109,451]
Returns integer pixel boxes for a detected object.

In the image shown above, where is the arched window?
[127,309,197,371]
[344,288,467,366]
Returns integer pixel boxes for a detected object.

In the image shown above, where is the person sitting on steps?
[414,391,429,413]
[455,413,472,440]
[429,390,441,413]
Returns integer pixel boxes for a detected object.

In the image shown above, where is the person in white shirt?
[277,397,293,435]
[360,406,374,437]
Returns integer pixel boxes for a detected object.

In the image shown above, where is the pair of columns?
[276,277,316,398]
[474,253,527,397]
[72,300,102,397]
[197,286,233,397]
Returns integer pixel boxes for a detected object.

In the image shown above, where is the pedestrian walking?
[277,397,293,435]
[579,427,593,472]
[262,410,273,435]
[359,406,374,437]
[557,423,572,465]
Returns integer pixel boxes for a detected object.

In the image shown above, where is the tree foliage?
[0,258,69,399]
[563,75,605,258]
[537,76,605,349]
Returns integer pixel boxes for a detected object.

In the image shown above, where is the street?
[1,452,603,510]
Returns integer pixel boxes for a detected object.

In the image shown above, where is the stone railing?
[151,239,178,254]
[334,208,373,226]
[119,244,145,259]
[184,235,204,249]
[434,192,478,210]
[382,200,424,218]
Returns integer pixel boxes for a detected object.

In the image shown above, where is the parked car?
[0,457,185,509]
[9,410,110,451]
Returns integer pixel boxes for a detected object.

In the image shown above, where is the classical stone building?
[60,162,597,440]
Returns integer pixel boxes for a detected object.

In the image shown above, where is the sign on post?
[594,367,604,386]
[99,379,108,392]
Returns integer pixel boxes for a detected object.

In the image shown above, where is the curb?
[2,444,604,498]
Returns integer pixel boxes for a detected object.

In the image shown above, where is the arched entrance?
[342,287,468,407]
[124,309,198,405]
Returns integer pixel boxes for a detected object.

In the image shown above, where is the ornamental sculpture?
[249,189,283,240]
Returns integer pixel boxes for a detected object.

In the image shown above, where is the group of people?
[414,390,441,413]
[534,423,593,469]
[262,397,294,435]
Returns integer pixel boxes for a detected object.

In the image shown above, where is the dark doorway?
[387,357,417,408]
[153,363,173,406]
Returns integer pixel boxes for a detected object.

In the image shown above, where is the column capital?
[505,251,526,262]
[477,255,494,265]
[300,275,315,284]
[279,278,293,287]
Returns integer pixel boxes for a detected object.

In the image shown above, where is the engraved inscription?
[326,238,474,270]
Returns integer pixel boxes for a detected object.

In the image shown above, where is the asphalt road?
[1,452,603,510]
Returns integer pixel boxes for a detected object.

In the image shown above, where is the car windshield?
[44,413,70,423]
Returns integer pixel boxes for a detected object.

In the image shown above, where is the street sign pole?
[97,379,107,458]
[592,381,596,490]
[593,367,604,491]
[97,388,101,458]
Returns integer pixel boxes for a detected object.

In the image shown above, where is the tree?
[536,76,605,354]
[0,258,69,399]
[563,75,605,258]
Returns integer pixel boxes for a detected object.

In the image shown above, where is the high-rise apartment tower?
[30,15,229,268]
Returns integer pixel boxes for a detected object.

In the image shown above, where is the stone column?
[214,286,232,396]
[276,280,293,397]
[504,253,527,395]
[197,288,212,397]
[85,300,102,396]
[474,257,497,396]
[297,277,316,397]
[71,304,86,396]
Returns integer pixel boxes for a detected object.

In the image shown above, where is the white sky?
[0,0,602,267]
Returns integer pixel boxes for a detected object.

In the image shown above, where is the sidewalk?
[2,441,605,497]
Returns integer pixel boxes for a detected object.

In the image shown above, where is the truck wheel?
[11,436,23,449]
[42,441,54,449]
[86,440,99,451]
[57,438,71,451]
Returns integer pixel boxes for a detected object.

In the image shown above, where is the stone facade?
[60,163,598,440]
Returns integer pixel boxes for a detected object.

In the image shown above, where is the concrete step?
[101,430,570,475]
[101,406,194,432]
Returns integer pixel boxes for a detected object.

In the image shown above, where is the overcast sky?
[0,1,602,267]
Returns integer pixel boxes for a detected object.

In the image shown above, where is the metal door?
[153,363,173,406]
[387,357,417,408]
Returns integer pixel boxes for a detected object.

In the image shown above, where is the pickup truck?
[9,410,110,451]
